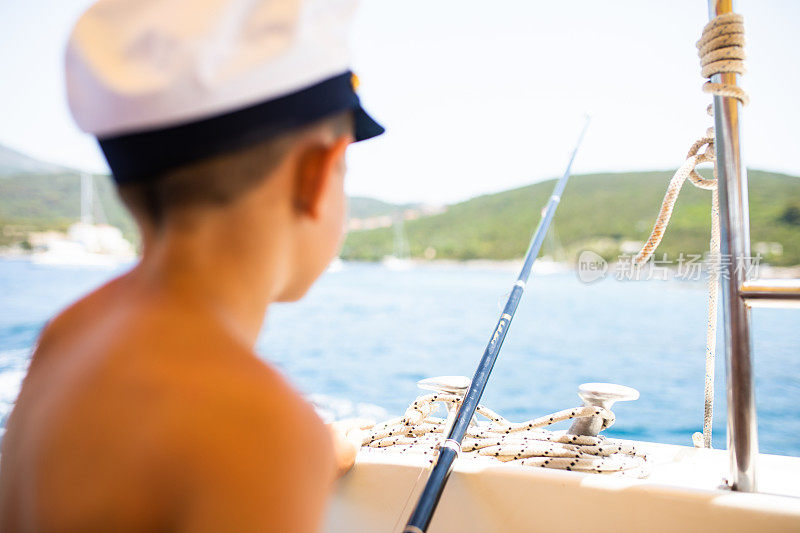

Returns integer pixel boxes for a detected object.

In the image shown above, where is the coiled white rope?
[634,14,747,449]
[358,393,648,476]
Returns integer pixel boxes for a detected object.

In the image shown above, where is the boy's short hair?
[118,112,353,225]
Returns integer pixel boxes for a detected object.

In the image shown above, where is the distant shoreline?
[3,252,799,279]
[356,257,800,279]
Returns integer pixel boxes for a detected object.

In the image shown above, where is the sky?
[0,0,798,204]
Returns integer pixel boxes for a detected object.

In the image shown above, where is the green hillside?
[341,170,800,266]
[2,168,798,266]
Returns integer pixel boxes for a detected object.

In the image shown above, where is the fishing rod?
[403,116,591,533]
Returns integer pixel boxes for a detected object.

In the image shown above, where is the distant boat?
[531,257,569,275]
[535,205,569,275]
[327,256,345,273]
[381,255,413,271]
[381,215,413,271]
[30,173,135,268]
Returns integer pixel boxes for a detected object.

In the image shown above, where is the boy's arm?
[328,421,363,478]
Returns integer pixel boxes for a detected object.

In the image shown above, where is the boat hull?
[325,443,800,532]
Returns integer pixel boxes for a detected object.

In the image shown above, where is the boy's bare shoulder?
[119,307,335,531]
[34,285,331,461]
[115,300,329,445]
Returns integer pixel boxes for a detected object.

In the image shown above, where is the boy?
[0,0,384,530]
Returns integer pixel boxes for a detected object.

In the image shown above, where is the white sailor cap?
[66,0,384,184]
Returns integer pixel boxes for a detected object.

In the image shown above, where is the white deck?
[325,441,800,532]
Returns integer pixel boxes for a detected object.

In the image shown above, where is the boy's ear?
[293,136,351,219]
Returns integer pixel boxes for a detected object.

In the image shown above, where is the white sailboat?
[325,3,800,531]
[533,214,569,275]
[382,215,414,271]
[31,173,135,267]
[327,256,345,273]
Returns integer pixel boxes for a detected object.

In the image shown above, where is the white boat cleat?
[569,383,640,436]
[416,376,471,395]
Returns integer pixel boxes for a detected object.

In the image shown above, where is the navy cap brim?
[99,71,383,184]
[354,104,385,142]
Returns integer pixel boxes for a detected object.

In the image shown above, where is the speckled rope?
[635,14,747,449]
[358,393,648,476]
[634,13,747,265]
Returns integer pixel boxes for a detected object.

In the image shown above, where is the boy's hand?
[327,419,369,479]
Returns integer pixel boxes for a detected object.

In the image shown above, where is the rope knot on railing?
[635,14,749,267]
[697,13,749,105]
[633,13,749,449]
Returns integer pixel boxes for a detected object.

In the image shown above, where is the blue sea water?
[0,258,798,456]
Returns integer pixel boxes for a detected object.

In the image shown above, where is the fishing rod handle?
[404,446,458,532]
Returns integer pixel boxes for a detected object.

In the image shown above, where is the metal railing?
[709,0,800,492]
